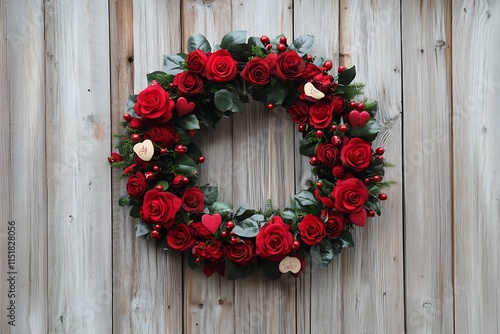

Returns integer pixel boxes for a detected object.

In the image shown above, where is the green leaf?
[233,214,265,238]
[163,54,186,75]
[187,252,199,270]
[364,199,381,215]
[187,33,211,52]
[119,194,131,207]
[211,201,234,217]
[174,155,198,177]
[187,142,203,162]
[177,114,200,130]
[280,209,297,221]
[294,190,318,207]
[176,127,193,146]
[261,260,282,280]
[226,261,259,280]
[366,157,385,175]
[369,184,381,197]
[127,95,138,116]
[135,219,152,238]
[220,30,247,49]
[129,205,140,218]
[155,180,169,191]
[299,139,317,157]
[201,185,218,205]
[266,80,288,105]
[349,119,381,141]
[234,206,257,221]
[339,230,355,248]
[214,88,242,113]
[313,56,326,67]
[227,43,254,62]
[310,238,334,267]
[289,34,315,56]
[338,65,356,85]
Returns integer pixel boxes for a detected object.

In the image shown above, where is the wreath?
[109,31,393,280]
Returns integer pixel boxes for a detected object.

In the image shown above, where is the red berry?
[220,231,228,238]
[331,135,342,146]
[151,80,159,85]
[379,193,388,200]
[145,172,155,180]
[175,144,187,154]
[337,65,346,73]
[154,224,162,231]
[277,43,286,52]
[279,36,287,44]
[197,156,206,164]
[292,240,300,250]
[298,124,306,132]
[153,165,160,172]
[160,148,167,155]
[356,102,365,111]
[266,44,273,51]
[123,113,132,122]
[330,125,338,132]
[378,155,385,161]
[368,210,376,217]
[151,230,161,240]
[131,133,140,142]
[168,83,175,88]
[195,257,202,264]
[339,124,348,132]
[323,60,333,71]
[309,156,318,166]
[315,130,323,138]
[349,101,358,109]
[363,178,371,185]
[306,55,313,63]
[376,147,385,155]
[372,175,381,183]
[181,177,189,185]
[154,185,163,192]
[316,182,322,189]
[266,103,275,110]
[230,237,239,244]
[230,231,235,236]
[225,221,235,230]
[260,35,270,45]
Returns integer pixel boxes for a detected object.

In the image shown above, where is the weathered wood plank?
[4,1,48,333]
[453,2,500,333]
[45,1,112,332]
[292,1,341,333]
[402,1,454,332]
[339,1,405,333]
[181,1,236,333]
[229,1,297,333]
[109,1,184,333]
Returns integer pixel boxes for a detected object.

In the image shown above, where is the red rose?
[192,240,224,262]
[204,49,239,83]
[134,153,152,168]
[108,152,123,164]
[303,63,323,81]
[134,84,175,124]
[123,163,137,175]
[140,190,182,228]
[240,57,272,85]
[173,71,204,96]
[311,73,337,96]
[274,50,306,81]
[332,166,346,179]
[287,101,309,125]
[255,216,294,262]
[181,187,205,213]
[144,124,178,148]
[309,100,334,128]
[126,171,147,197]
[186,49,208,73]
[331,178,369,213]
[331,96,346,115]
[298,214,326,246]
[315,189,334,209]
[266,53,277,70]
[128,118,143,129]
[340,138,372,172]
[226,239,256,266]
[316,143,340,167]
[190,221,214,239]
[322,209,347,239]
[167,224,196,251]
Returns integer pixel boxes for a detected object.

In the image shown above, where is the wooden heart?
[304,82,325,100]
[133,139,154,162]
[279,256,301,274]
[201,213,222,234]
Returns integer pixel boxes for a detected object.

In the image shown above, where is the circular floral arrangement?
[109,31,392,280]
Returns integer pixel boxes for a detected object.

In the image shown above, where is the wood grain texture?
[402,1,454,332]
[339,1,405,333]
[292,1,341,333]
[45,1,112,332]
[181,1,236,333]
[0,1,12,333]
[452,1,500,333]
[230,1,296,334]
[5,1,48,333]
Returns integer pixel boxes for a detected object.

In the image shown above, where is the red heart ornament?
[176,97,195,116]
[201,213,222,234]
[349,110,370,127]
[350,210,367,227]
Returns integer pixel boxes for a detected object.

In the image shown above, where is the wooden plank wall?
[2,1,500,333]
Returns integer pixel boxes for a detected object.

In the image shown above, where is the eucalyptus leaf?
[267,80,288,105]
[349,119,381,141]
[187,33,211,52]
[294,190,318,207]
[211,201,234,217]
[233,214,264,238]
[338,65,356,85]
[280,209,297,221]
[310,238,334,267]
[175,127,193,146]
[135,219,152,238]
[174,155,198,177]
[200,185,218,205]
[127,95,138,116]
[220,30,247,49]
[299,139,317,157]
[234,206,257,221]
[177,114,200,130]
[214,88,242,113]
[339,230,355,248]
[163,54,186,75]
[289,34,315,56]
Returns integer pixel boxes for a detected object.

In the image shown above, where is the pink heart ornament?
[349,110,370,127]
[176,97,195,116]
[201,213,222,234]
